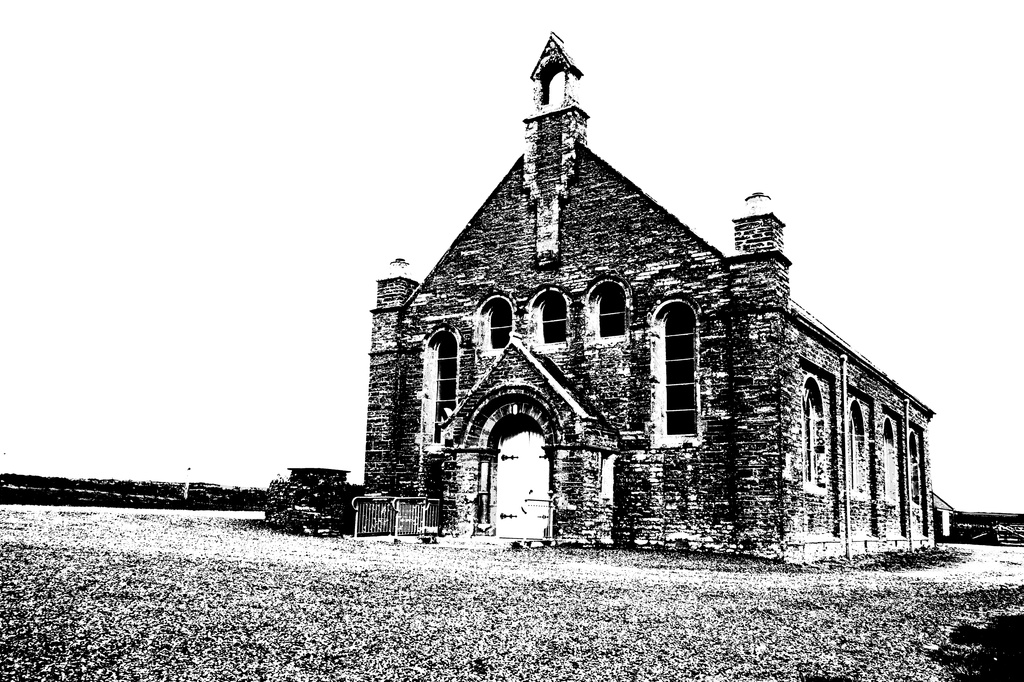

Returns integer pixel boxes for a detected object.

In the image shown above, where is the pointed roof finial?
[531,32,583,81]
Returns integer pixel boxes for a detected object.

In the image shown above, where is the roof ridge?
[789,299,934,416]
[576,145,728,260]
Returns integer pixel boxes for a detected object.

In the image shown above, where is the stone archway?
[490,414,551,539]
[465,389,559,448]
[459,389,560,539]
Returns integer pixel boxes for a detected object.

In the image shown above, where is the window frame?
[423,330,459,443]
[802,377,827,492]
[588,281,628,342]
[883,418,898,503]
[479,296,515,352]
[532,289,569,347]
[910,429,922,506]
[651,300,699,444]
[848,400,866,498]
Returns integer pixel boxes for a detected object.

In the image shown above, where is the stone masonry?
[362,34,934,560]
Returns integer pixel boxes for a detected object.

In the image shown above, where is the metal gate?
[521,497,555,540]
[352,497,439,537]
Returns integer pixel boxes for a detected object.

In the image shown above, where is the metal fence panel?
[354,498,395,537]
[353,497,440,537]
[395,499,422,536]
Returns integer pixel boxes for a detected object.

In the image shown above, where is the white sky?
[1,2,1021,512]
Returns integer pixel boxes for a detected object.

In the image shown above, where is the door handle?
[499,513,519,519]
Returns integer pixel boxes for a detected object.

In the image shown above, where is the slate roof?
[790,300,934,417]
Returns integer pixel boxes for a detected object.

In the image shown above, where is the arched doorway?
[491,414,551,539]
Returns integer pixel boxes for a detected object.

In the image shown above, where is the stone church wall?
[363,37,932,560]
[363,146,807,554]
[785,317,933,556]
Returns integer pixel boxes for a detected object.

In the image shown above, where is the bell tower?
[523,33,588,269]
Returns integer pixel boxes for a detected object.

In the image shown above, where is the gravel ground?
[1,505,1022,681]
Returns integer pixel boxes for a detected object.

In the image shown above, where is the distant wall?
[0,473,266,511]
[944,511,1024,545]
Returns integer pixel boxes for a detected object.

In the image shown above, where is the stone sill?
[803,483,829,496]
[651,435,701,449]
[587,335,628,347]
[532,341,569,352]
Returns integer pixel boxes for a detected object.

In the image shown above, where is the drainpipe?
[904,398,913,549]
[840,355,851,560]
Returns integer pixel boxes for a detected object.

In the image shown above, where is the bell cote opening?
[542,70,566,107]
[530,33,584,114]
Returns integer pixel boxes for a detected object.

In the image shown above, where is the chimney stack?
[734,192,785,256]
[744,192,772,218]
[387,258,410,279]
[375,258,418,309]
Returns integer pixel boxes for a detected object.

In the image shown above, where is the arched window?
[656,303,697,436]
[849,401,865,494]
[883,418,897,502]
[910,431,921,504]
[482,299,513,350]
[542,70,566,107]
[425,332,458,443]
[536,291,567,344]
[591,282,626,338]
[917,431,927,506]
[803,378,825,486]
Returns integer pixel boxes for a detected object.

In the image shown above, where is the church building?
[363,35,934,559]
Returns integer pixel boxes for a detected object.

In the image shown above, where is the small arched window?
[910,431,921,504]
[543,70,566,107]
[883,418,897,502]
[426,332,458,443]
[658,303,697,436]
[849,401,865,494]
[803,378,825,486]
[536,291,567,344]
[482,299,513,350]
[592,282,626,338]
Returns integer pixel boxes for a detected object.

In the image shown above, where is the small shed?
[932,492,955,540]
[266,468,362,535]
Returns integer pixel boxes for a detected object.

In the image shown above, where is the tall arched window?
[917,431,927,507]
[849,401,865,494]
[591,282,626,338]
[910,431,921,504]
[657,303,697,436]
[536,291,567,344]
[883,418,897,502]
[426,332,458,443]
[482,299,513,349]
[803,378,825,486]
